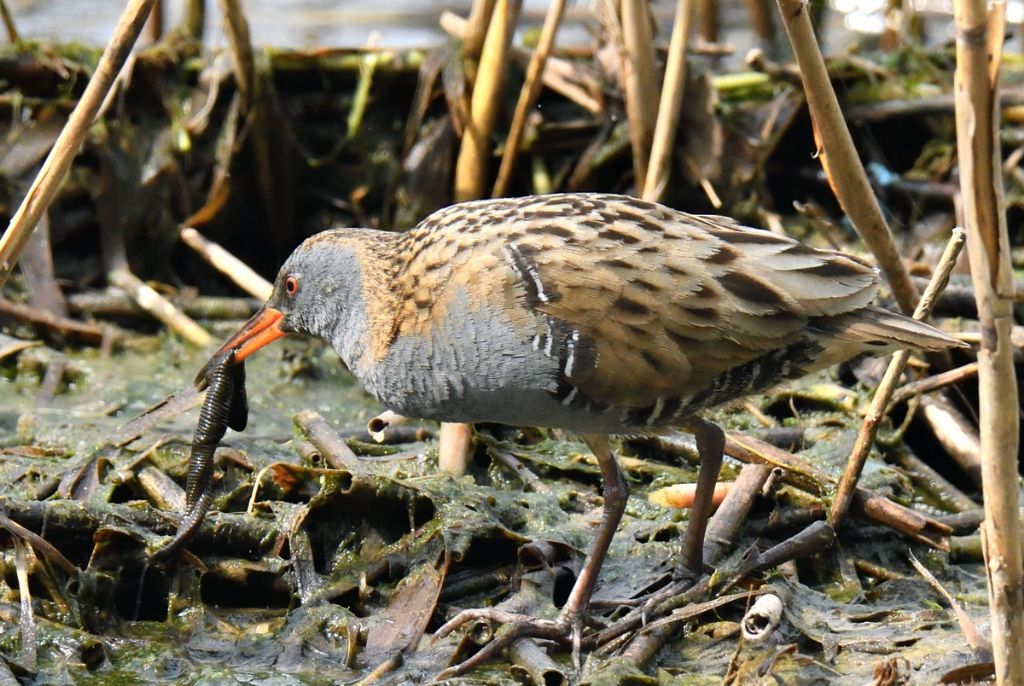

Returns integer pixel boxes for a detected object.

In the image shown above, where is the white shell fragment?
[742,593,783,642]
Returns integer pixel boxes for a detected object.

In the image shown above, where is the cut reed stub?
[367,410,410,443]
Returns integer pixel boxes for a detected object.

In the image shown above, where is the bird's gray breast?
[358,290,605,429]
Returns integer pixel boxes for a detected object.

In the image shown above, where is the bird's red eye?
[285,275,299,296]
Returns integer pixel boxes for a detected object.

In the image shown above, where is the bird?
[198,192,964,671]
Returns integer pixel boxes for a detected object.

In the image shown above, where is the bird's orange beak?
[195,306,288,387]
[218,306,289,363]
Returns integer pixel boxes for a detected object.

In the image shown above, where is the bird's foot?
[433,606,587,679]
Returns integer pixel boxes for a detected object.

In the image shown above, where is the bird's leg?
[433,433,628,678]
[562,434,629,640]
[675,417,725,581]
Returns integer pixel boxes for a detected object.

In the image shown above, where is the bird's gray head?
[195,231,373,386]
[269,234,364,342]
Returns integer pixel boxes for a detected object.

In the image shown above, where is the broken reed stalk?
[830,227,966,526]
[619,0,659,194]
[454,0,522,202]
[294,409,362,473]
[0,0,157,288]
[774,0,917,315]
[0,0,19,43]
[491,0,567,198]
[642,0,696,202]
[180,227,273,300]
[107,268,212,346]
[951,0,1024,681]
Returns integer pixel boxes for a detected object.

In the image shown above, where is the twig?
[0,297,107,346]
[890,448,978,514]
[619,0,659,192]
[13,539,36,671]
[890,361,979,406]
[642,0,696,202]
[107,268,212,346]
[952,1,1024,680]
[20,216,67,318]
[774,0,917,314]
[830,228,966,525]
[487,447,549,493]
[919,394,983,488]
[68,290,258,321]
[492,0,567,197]
[908,551,989,654]
[725,432,951,548]
[0,512,77,575]
[703,463,773,564]
[848,88,1024,123]
[0,0,157,287]
[180,227,273,300]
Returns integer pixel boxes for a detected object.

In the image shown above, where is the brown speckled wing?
[393,194,880,411]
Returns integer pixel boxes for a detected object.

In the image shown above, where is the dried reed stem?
[619,0,659,193]
[0,0,157,287]
[742,0,776,44]
[108,268,211,346]
[774,0,917,315]
[830,228,966,526]
[492,0,567,197]
[643,0,696,202]
[951,0,1024,681]
[464,0,499,67]
[216,0,254,109]
[454,0,522,202]
[180,228,273,300]
[184,0,205,39]
[147,0,164,43]
[0,0,19,43]
[440,11,601,114]
[698,0,718,43]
